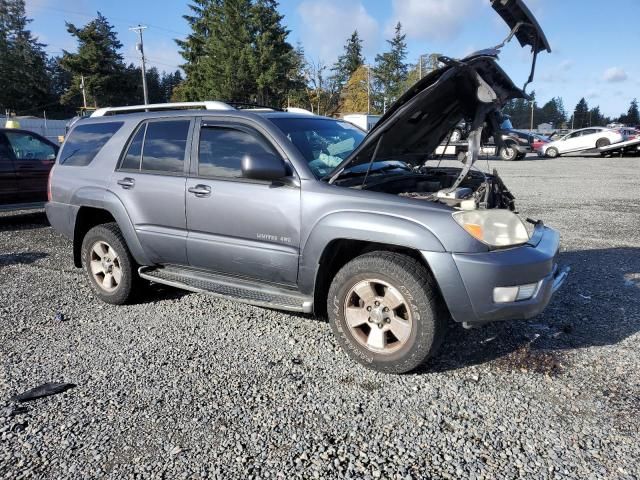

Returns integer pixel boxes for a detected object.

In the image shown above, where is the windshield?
[270,117,366,178]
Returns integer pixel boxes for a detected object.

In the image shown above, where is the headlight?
[453,209,529,247]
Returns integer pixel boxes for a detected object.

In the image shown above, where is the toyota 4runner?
[47,0,568,373]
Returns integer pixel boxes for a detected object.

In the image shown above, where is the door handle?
[117,177,135,189]
[188,184,211,197]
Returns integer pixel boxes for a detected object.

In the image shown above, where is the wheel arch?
[298,211,447,316]
[71,189,151,268]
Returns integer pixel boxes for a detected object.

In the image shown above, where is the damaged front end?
[327,0,551,213]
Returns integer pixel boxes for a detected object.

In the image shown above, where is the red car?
[531,133,550,153]
[0,128,59,210]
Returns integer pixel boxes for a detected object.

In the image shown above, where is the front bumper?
[422,223,568,325]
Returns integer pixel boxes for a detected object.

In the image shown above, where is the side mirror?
[241,153,286,181]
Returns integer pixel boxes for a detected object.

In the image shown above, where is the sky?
[25,0,640,118]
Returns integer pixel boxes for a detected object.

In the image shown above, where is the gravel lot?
[1,154,639,479]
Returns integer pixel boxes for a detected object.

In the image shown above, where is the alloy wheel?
[343,279,413,354]
[89,241,122,292]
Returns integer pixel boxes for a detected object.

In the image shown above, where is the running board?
[138,266,313,313]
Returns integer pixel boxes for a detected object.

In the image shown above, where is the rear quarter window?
[59,122,124,166]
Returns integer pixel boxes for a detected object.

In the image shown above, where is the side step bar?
[138,266,313,313]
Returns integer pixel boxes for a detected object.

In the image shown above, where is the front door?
[185,120,300,286]
[0,134,18,205]
[4,131,57,203]
[111,118,193,265]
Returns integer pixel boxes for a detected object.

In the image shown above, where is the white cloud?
[297,0,379,63]
[386,0,480,41]
[603,67,628,83]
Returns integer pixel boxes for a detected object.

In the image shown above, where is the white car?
[540,127,623,158]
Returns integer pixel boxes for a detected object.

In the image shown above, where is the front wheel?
[545,147,559,158]
[81,222,139,305]
[499,143,519,161]
[327,252,447,373]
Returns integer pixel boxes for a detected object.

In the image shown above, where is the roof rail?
[90,101,235,117]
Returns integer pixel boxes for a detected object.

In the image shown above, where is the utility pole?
[80,74,87,108]
[530,100,535,132]
[130,25,149,105]
[366,64,371,114]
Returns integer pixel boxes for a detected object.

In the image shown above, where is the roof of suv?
[73,108,330,126]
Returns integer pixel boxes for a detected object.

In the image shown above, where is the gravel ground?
[1,154,639,479]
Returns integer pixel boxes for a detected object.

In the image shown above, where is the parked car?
[617,127,640,140]
[47,0,565,374]
[0,128,59,209]
[530,133,550,152]
[539,127,623,158]
[497,130,535,161]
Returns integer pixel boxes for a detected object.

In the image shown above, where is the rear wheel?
[499,143,519,161]
[545,147,559,158]
[327,252,447,373]
[81,223,138,305]
[596,138,610,148]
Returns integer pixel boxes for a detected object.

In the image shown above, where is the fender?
[71,187,152,267]
[298,210,445,294]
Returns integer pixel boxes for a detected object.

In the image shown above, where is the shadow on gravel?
[422,247,640,375]
[0,251,48,267]
[0,211,48,231]
[135,283,189,304]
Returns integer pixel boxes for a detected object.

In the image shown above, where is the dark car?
[0,128,59,210]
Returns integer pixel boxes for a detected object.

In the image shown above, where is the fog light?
[493,286,519,303]
[493,283,539,303]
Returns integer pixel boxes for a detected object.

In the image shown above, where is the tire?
[516,152,526,160]
[499,143,519,161]
[596,138,610,148]
[545,147,559,158]
[327,251,447,374]
[81,222,139,305]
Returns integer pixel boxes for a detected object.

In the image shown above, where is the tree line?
[1,0,638,127]
[503,95,639,130]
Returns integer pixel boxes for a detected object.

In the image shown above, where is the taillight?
[47,166,54,202]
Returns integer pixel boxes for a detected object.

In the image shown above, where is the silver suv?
[46,0,567,373]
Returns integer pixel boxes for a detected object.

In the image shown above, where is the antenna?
[129,25,149,105]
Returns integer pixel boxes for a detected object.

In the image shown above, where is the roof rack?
[90,101,288,117]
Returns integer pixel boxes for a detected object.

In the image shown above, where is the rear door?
[112,118,193,266]
[557,130,584,153]
[185,118,301,285]
[0,133,18,205]
[4,131,57,203]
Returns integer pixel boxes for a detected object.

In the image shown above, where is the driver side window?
[197,126,281,179]
[4,132,56,160]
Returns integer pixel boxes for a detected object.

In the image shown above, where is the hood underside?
[328,55,523,180]
[327,0,550,183]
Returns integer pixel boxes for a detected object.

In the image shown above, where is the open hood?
[491,0,551,54]
[328,55,523,182]
[327,0,550,184]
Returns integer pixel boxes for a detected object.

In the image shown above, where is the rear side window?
[120,124,145,170]
[141,120,190,173]
[60,122,123,166]
[198,127,280,178]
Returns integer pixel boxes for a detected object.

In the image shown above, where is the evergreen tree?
[60,13,138,108]
[251,0,294,106]
[286,42,310,108]
[538,97,566,128]
[160,70,184,102]
[332,31,364,88]
[571,98,589,129]
[619,98,639,125]
[0,0,50,114]
[588,106,606,127]
[373,22,408,107]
